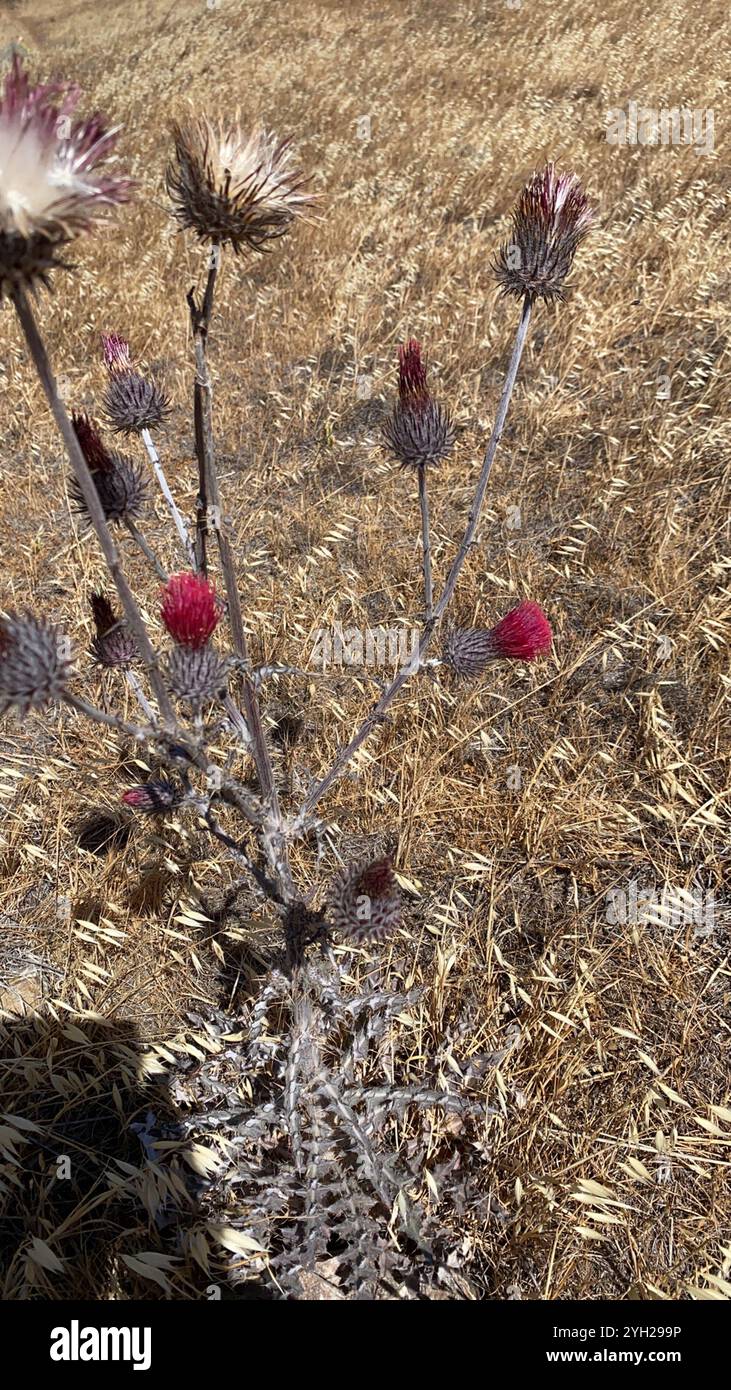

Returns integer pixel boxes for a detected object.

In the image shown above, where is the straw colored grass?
[0,0,729,1300]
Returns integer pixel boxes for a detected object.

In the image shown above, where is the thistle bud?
[328,856,401,944]
[493,163,593,304]
[122,780,182,814]
[383,338,454,470]
[101,333,170,435]
[0,610,72,714]
[89,591,137,669]
[160,573,220,649]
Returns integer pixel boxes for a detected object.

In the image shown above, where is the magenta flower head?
[493,163,594,304]
[0,609,72,715]
[383,338,455,470]
[161,572,220,649]
[72,411,112,471]
[328,856,401,945]
[444,601,553,679]
[0,57,132,297]
[122,780,182,815]
[101,332,170,435]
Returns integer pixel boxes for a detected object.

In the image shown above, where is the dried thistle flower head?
[0,609,72,714]
[101,332,170,434]
[328,856,401,944]
[383,337,455,470]
[122,780,182,815]
[166,644,229,710]
[166,114,317,254]
[72,411,112,471]
[161,572,220,649]
[70,446,147,524]
[89,591,137,669]
[444,601,553,678]
[0,57,131,296]
[493,163,594,304]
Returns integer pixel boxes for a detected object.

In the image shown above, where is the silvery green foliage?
[166,953,504,1299]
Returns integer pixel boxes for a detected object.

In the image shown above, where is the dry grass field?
[0,0,730,1301]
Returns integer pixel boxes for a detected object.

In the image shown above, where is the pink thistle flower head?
[445,602,553,679]
[488,601,553,661]
[0,57,132,295]
[493,163,594,303]
[160,572,220,649]
[101,332,133,374]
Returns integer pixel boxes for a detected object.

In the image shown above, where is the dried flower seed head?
[166,114,317,254]
[493,163,593,304]
[89,591,137,669]
[445,602,552,678]
[101,333,170,434]
[70,450,147,523]
[328,855,401,944]
[166,644,229,710]
[383,337,455,469]
[161,572,220,649]
[72,411,112,471]
[0,609,72,714]
[122,780,182,815]
[0,57,132,296]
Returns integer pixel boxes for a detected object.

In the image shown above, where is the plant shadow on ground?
[0,1012,264,1300]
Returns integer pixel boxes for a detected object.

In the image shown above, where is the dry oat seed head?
[0,609,72,714]
[0,57,131,296]
[493,163,593,304]
[328,856,401,944]
[166,114,317,253]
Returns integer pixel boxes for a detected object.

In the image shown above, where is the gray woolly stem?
[186,247,291,899]
[418,463,433,621]
[12,286,176,728]
[125,669,155,720]
[141,426,195,566]
[124,517,168,580]
[298,296,533,821]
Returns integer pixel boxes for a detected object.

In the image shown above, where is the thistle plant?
[2,55,595,1297]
